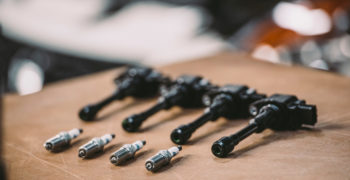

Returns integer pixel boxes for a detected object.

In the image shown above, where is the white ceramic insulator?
[167,146,180,157]
[101,134,114,145]
[132,140,144,151]
[68,128,81,139]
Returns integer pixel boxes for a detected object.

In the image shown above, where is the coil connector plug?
[122,75,216,132]
[171,84,266,144]
[78,134,115,158]
[79,67,170,121]
[44,128,83,152]
[211,94,317,158]
[110,140,146,165]
[145,146,182,172]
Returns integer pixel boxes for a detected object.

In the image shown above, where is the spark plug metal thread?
[145,146,182,172]
[78,134,115,158]
[44,128,83,152]
[110,140,146,165]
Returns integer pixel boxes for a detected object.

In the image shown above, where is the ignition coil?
[110,140,146,165]
[122,75,215,132]
[79,67,170,121]
[170,84,266,144]
[211,94,317,158]
[78,134,115,158]
[44,128,83,152]
[145,145,182,172]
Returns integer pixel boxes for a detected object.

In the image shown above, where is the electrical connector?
[170,84,266,144]
[122,75,215,132]
[78,67,170,121]
[211,94,317,158]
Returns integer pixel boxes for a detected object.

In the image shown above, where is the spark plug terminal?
[44,128,83,152]
[145,146,182,172]
[78,134,115,158]
[110,140,146,165]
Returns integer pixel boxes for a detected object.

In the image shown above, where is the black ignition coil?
[78,67,170,121]
[122,75,215,132]
[211,94,317,158]
[170,84,266,145]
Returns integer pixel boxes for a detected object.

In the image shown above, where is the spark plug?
[145,146,182,172]
[78,67,170,121]
[211,94,317,158]
[78,134,115,158]
[110,140,146,165]
[44,128,83,152]
[122,75,216,132]
[170,84,266,144]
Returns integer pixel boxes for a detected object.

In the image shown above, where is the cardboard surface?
[3,52,350,179]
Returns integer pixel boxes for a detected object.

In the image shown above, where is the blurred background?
[0,0,350,96]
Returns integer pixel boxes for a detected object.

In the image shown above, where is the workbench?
[3,52,350,179]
